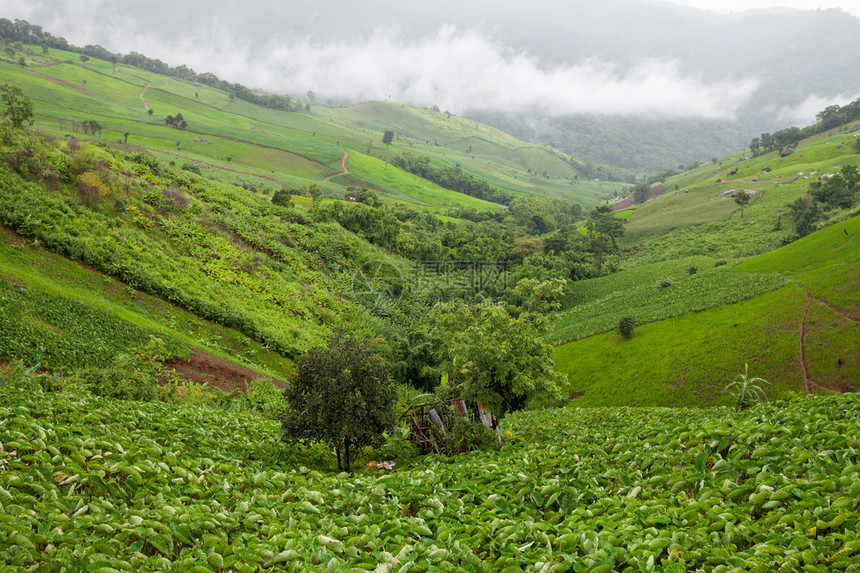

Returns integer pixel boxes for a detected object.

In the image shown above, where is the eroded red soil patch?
[164,348,284,393]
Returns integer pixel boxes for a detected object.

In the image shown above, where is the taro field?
[1,387,859,572]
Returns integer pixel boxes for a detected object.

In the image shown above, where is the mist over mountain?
[3,0,860,172]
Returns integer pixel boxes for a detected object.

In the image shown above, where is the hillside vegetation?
[0,34,619,213]
[0,20,859,572]
[548,121,860,406]
[1,386,858,570]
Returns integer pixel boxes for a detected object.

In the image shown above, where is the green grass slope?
[735,216,860,318]
[3,45,614,212]
[551,216,860,406]
[2,386,858,570]
[620,126,860,258]
[0,228,292,380]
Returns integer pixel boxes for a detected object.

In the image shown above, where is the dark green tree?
[382,129,395,148]
[281,331,396,472]
[617,315,636,339]
[271,188,293,208]
[632,182,651,205]
[0,83,34,127]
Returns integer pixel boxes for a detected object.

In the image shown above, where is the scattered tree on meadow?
[78,54,89,64]
[734,190,752,218]
[617,315,636,339]
[165,113,187,130]
[382,129,394,148]
[280,331,396,472]
[0,83,34,127]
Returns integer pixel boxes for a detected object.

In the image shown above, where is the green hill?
[1,24,859,573]
[548,129,860,406]
[1,43,620,213]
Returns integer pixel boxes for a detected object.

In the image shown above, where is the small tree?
[79,54,90,64]
[632,182,651,205]
[281,331,396,472]
[617,315,636,339]
[0,83,35,128]
[271,188,293,208]
[735,190,752,218]
[307,183,322,208]
[382,129,395,148]
[723,364,770,411]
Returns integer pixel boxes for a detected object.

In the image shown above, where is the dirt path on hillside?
[799,298,813,394]
[797,289,847,395]
[139,82,150,111]
[164,348,284,393]
[323,148,350,182]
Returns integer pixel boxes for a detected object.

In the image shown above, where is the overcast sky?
[1,1,857,123]
[666,0,860,18]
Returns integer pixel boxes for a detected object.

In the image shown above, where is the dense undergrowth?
[1,386,858,571]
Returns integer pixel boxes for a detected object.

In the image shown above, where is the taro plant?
[724,363,770,411]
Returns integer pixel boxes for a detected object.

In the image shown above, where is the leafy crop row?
[1,389,858,571]
[548,267,789,344]
[0,275,182,372]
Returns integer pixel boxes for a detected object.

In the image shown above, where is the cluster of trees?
[790,165,860,237]
[508,196,583,234]
[164,113,187,130]
[282,277,568,471]
[750,99,860,156]
[390,152,515,205]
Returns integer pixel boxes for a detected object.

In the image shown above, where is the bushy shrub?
[72,353,158,401]
[0,361,60,392]
[77,171,110,206]
[617,315,636,339]
[70,336,173,401]
[687,265,698,275]
[243,378,284,417]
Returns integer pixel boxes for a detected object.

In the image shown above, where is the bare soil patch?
[164,348,284,393]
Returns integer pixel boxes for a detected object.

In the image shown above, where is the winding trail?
[799,298,813,394]
[798,288,846,395]
[139,82,151,111]
[323,148,349,182]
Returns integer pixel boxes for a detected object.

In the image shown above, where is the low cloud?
[116,26,760,120]
[1,1,759,120]
[770,91,860,124]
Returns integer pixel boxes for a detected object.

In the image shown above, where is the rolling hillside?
[548,123,860,406]
[1,29,858,405]
[1,42,618,213]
